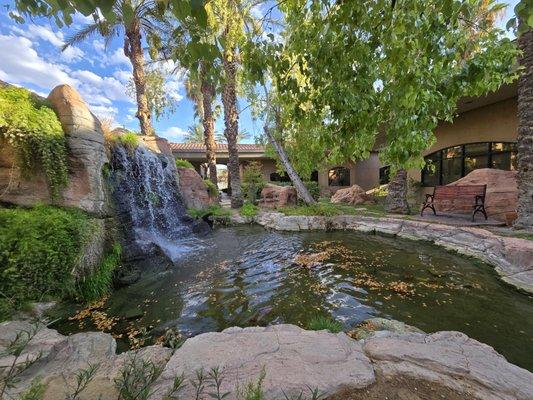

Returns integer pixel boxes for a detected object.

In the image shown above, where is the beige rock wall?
[0,84,109,216]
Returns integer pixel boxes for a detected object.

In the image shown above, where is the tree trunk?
[200,63,218,186]
[385,169,411,214]
[263,123,316,205]
[515,27,533,229]
[222,50,243,208]
[124,20,154,136]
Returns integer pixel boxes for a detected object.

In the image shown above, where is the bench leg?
[421,203,436,217]
[472,206,487,222]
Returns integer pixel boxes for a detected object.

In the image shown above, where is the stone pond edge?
[230,212,533,295]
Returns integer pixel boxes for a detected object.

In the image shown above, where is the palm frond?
[62,23,103,50]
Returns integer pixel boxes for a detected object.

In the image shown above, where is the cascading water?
[108,144,202,263]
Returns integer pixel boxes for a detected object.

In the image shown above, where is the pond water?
[53,226,533,371]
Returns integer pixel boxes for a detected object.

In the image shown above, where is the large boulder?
[150,324,375,399]
[441,168,517,223]
[331,184,374,205]
[364,330,533,400]
[1,320,172,400]
[0,84,109,216]
[259,184,297,208]
[176,167,217,209]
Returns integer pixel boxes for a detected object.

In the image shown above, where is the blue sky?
[0,0,519,144]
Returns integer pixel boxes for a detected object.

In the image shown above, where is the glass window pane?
[465,155,488,174]
[491,142,516,152]
[422,154,440,186]
[465,143,489,155]
[511,153,518,170]
[491,153,512,170]
[443,146,462,159]
[442,157,462,184]
[328,167,350,186]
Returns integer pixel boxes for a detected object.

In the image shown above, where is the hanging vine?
[0,86,68,198]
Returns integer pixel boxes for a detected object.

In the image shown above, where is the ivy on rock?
[0,86,68,198]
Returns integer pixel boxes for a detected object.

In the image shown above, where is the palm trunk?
[385,169,410,214]
[124,19,154,136]
[263,112,316,204]
[515,27,533,229]
[222,50,243,208]
[200,62,218,186]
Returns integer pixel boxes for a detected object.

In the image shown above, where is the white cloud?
[113,69,131,83]
[162,126,188,142]
[26,24,64,47]
[107,48,130,66]
[0,34,76,89]
[89,104,119,120]
[60,45,85,63]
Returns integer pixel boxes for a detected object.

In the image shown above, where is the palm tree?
[515,26,533,229]
[185,66,219,185]
[185,122,205,144]
[215,129,250,143]
[62,0,161,136]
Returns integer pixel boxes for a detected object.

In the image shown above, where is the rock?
[2,321,172,400]
[0,84,109,216]
[150,324,375,399]
[443,168,518,223]
[331,184,375,205]
[349,318,423,340]
[176,167,217,209]
[385,169,410,214]
[259,184,297,209]
[191,218,212,235]
[364,330,533,400]
[48,85,109,217]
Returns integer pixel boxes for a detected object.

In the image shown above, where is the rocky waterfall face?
[108,145,202,264]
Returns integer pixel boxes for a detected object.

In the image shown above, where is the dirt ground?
[328,375,478,400]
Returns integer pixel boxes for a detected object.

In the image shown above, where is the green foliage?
[187,204,231,219]
[19,380,45,400]
[280,201,387,217]
[66,364,100,400]
[241,162,266,203]
[0,206,94,320]
[306,316,343,333]
[76,244,121,303]
[237,369,266,400]
[126,68,177,121]
[204,179,219,196]
[244,0,520,177]
[114,355,162,400]
[108,131,140,149]
[239,202,259,218]
[175,158,195,169]
[302,181,319,201]
[0,86,68,197]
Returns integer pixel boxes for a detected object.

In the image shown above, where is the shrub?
[0,205,95,320]
[76,244,122,303]
[204,179,219,197]
[106,131,140,150]
[242,162,266,203]
[0,86,68,197]
[306,316,343,333]
[175,158,195,169]
[239,202,259,218]
[281,202,340,217]
[187,204,231,220]
[302,181,320,201]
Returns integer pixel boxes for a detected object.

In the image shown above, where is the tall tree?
[62,0,163,136]
[513,1,533,229]
[246,0,519,207]
[185,68,219,185]
[185,122,205,143]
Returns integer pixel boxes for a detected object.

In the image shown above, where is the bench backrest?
[433,185,486,200]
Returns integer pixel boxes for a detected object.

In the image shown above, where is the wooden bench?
[421,185,488,221]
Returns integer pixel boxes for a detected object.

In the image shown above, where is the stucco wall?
[354,153,382,191]
[408,97,517,183]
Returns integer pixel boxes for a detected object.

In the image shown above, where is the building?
[171,82,518,194]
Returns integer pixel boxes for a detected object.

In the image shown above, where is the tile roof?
[170,142,265,152]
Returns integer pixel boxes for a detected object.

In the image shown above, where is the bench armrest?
[424,193,434,203]
[475,195,485,205]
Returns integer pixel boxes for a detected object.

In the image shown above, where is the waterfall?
[108,144,201,263]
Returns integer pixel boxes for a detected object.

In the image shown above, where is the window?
[310,170,319,182]
[379,166,391,185]
[270,172,291,182]
[328,167,350,186]
[421,141,517,187]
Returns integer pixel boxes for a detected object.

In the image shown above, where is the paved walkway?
[410,212,506,227]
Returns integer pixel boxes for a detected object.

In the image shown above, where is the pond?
[53,226,533,371]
